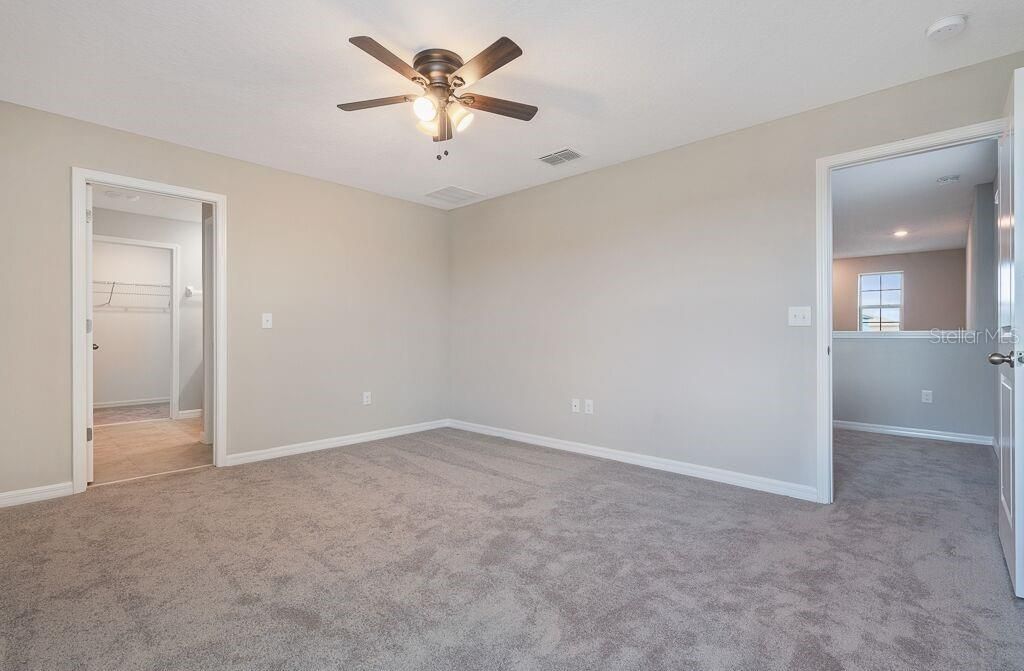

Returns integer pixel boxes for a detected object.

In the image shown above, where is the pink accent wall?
[833,249,966,331]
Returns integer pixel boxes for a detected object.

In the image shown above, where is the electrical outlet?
[921,390,933,404]
[362,391,372,405]
[261,313,273,329]
[584,399,594,415]
[571,398,581,413]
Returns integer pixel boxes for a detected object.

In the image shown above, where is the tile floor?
[92,414,210,485]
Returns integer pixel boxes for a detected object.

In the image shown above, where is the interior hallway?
[3,428,1022,669]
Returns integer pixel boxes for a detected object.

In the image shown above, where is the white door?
[86,183,95,484]
[992,68,1024,597]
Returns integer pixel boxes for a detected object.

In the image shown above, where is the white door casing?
[71,168,228,493]
[815,118,1005,505]
[86,184,95,484]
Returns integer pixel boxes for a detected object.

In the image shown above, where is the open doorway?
[89,188,209,484]
[72,169,227,492]
[815,121,1005,505]
[830,138,999,456]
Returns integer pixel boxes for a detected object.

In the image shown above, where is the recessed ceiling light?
[936,174,961,185]
[125,194,141,202]
[894,230,909,238]
[926,15,967,42]
[104,190,122,198]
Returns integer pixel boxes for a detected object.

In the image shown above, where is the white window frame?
[857,270,903,332]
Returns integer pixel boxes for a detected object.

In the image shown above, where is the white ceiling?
[832,139,997,258]
[2,2,1023,210]
[94,187,203,222]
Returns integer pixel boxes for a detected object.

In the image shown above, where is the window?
[858,271,902,331]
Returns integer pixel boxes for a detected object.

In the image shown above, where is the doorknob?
[92,343,99,351]
[988,351,1015,367]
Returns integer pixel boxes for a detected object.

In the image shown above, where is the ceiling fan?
[337,36,538,142]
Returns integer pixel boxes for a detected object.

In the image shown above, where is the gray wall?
[832,249,966,331]
[0,101,450,494]
[94,208,204,412]
[833,338,995,437]
[967,182,997,332]
[448,53,1024,489]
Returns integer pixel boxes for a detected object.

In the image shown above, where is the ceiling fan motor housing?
[413,49,464,87]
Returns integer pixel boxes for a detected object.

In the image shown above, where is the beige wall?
[449,53,1024,488]
[0,101,450,493]
[3,52,1022,497]
[832,249,966,331]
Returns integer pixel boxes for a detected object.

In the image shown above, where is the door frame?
[814,119,1004,504]
[92,235,181,419]
[72,168,228,492]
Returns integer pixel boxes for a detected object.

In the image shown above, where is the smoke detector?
[926,15,967,42]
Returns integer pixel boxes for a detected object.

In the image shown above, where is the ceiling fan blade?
[460,94,537,121]
[434,107,453,142]
[337,95,414,111]
[349,36,423,84]
[451,37,522,87]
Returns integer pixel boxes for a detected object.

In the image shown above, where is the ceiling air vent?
[538,148,583,166]
[424,186,482,205]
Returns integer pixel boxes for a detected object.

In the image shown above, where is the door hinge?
[86,318,93,334]
[86,208,93,224]
[86,427,93,441]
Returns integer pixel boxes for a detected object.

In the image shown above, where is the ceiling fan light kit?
[338,36,538,143]
[412,95,438,122]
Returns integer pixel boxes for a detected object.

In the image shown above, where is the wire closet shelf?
[92,280,172,310]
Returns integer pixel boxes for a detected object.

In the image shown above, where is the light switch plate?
[571,398,581,413]
[584,399,594,415]
[261,313,273,329]
[788,306,812,327]
[363,391,372,405]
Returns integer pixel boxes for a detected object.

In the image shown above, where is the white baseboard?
[0,481,74,508]
[447,420,819,502]
[94,397,169,409]
[2,419,823,507]
[224,419,450,466]
[176,409,202,419]
[833,420,993,446]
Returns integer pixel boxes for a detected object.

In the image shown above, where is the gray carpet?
[3,428,1024,670]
